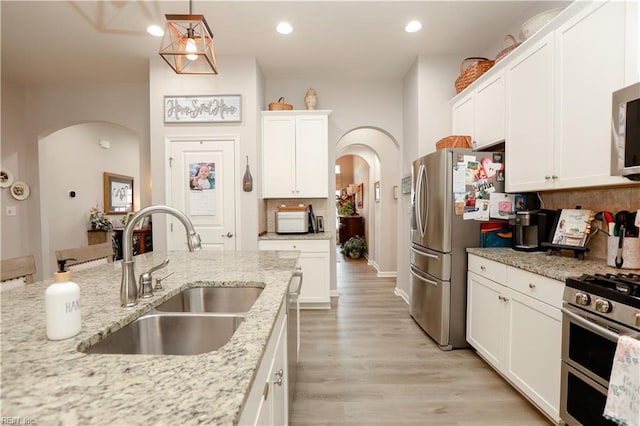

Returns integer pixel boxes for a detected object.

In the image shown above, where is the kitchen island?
[1,250,298,425]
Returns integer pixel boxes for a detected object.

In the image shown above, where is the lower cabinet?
[239,301,288,426]
[467,254,563,423]
[259,240,330,309]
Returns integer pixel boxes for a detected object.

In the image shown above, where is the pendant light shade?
[159,12,217,75]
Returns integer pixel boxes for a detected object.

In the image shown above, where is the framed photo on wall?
[104,172,134,214]
[374,181,380,202]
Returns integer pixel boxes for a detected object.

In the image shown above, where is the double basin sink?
[84,286,263,356]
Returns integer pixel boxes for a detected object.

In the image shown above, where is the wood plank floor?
[290,252,551,426]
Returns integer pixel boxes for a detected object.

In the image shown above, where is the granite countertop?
[467,248,640,281]
[1,250,298,425]
[259,232,333,241]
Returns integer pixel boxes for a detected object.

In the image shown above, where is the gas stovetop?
[564,273,640,329]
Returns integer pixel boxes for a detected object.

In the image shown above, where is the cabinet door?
[554,0,629,189]
[474,70,505,150]
[294,115,328,197]
[505,33,555,192]
[451,94,474,138]
[262,115,296,198]
[271,316,288,426]
[505,289,562,422]
[298,251,330,308]
[466,271,506,369]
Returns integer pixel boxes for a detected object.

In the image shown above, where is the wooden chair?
[1,255,36,290]
[55,242,114,272]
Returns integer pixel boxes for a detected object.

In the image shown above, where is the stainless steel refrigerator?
[410,148,505,350]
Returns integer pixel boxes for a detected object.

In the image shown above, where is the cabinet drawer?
[468,254,507,284]
[507,266,564,309]
[258,239,329,253]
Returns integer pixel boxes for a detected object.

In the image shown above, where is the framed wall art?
[374,181,381,203]
[0,169,14,188]
[103,172,134,214]
[164,95,242,123]
[10,181,29,201]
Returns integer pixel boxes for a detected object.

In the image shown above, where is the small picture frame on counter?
[316,216,324,232]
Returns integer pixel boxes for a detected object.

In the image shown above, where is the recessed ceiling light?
[276,22,293,35]
[146,25,164,37]
[405,20,422,33]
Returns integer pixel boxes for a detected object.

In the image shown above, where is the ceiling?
[1,1,565,85]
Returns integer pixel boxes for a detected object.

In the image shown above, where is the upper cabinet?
[452,0,638,192]
[261,111,331,198]
[452,69,505,150]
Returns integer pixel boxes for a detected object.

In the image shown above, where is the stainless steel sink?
[155,286,263,313]
[83,313,244,355]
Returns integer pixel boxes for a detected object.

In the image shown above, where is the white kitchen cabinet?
[261,111,331,198]
[505,33,555,193]
[505,0,635,192]
[451,69,505,150]
[466,254,563,423]
[238,301,288,426]
[553,0,630,189]
[258,240,331,309]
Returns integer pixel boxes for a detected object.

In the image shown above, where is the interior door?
[168,139,236,250]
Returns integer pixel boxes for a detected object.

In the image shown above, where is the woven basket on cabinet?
[495,35,521,63]
[454,57,494,94]
[435,135,472,150]
[268,97,293,111]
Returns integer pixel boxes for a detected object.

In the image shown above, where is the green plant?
[89,206,113,232]
[338,201,355,216]
[341,235,366,258]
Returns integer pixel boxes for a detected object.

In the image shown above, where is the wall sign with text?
[164,95,242,123]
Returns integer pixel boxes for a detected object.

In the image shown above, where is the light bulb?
[185,37,198,61]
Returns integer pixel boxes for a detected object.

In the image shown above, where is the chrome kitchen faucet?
[120,205,201,307]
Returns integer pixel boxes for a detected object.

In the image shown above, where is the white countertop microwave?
[611,81,640,181]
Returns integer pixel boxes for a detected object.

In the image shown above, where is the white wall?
[1,79,149,280]
[38,122,139,277]
[149,55,261,252]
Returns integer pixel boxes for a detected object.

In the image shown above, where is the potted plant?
[338,201,355,216]
[341,235,366,259]
[89,206,113,232]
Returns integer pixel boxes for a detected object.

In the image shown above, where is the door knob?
[221,232,234,238]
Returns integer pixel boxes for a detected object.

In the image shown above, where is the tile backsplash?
[540,185,640,260]
[264,198,330,233]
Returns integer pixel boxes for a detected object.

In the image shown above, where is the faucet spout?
[120,205,201,307]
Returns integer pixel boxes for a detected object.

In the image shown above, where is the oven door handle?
[561,307,625,342]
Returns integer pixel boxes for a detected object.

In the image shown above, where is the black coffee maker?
[512,209,558,251]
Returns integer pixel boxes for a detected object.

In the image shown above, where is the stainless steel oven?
[560,273,640,426]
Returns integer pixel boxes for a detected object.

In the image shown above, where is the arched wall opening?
[38,121,140,278]
[336,127,399,276]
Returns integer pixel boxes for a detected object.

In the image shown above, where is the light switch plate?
[6,206,17,216]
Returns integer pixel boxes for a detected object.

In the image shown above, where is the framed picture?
[103,172,134,214]
[374,181,380,202]
[0,169,14,188]
[164,95,242,123]
[356,183,364,208]
[10,181,30,201]
[316,216,324,232]
[393,185,398,200]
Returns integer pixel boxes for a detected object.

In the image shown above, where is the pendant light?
[158,0,217,74]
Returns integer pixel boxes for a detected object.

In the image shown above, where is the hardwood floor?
[290,253,551,425]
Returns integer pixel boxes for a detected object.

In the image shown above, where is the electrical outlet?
[6,206,17,216]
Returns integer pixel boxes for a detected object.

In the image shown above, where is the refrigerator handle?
[410,266,438,287]
[421,163,428,237]
[410,246,438,260]
[415,164,426,238]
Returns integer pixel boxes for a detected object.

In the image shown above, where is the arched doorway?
[336,127,399,277]
[38,121,140,277]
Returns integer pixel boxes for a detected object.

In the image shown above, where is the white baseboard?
[330,289,340,297]
[394,287,409,305]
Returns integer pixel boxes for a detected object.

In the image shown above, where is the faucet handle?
[138,258,170,299]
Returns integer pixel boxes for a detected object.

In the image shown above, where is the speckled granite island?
[1,250,298,425]
[258,232,333,241]
[467,247,640,280]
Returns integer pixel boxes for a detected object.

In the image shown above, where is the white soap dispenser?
[46,259,81,340]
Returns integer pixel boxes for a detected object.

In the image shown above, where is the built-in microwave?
[611,81,640,181]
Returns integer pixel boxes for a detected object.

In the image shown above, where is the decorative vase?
[349,251,361,259]
[304,88,317,110]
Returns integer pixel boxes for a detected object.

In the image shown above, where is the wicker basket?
[435,135,472,150]
[268,97,293,111]
[495,35,521,63]
[454,57,494,94]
